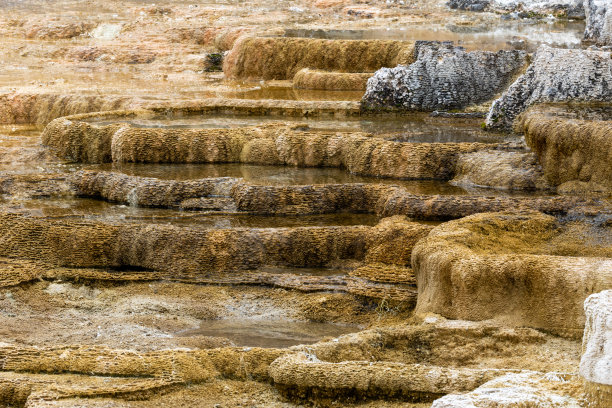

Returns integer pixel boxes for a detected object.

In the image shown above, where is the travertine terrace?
[0,0,610,407]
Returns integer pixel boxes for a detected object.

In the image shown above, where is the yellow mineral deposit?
[0,0,610,407]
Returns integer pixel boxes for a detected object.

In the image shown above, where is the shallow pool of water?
[282,19,585,51]
[178,318,360,348]
[87,113,510,144]
[88,163,471,194]
[1,198,381,226]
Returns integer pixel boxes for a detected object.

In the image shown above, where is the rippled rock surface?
[362,41,526,111]
[486,45,612,129]
[518,103,612,193]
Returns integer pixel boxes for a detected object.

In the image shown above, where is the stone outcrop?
[448,0,584,16]
[431,372,583,407]
[223,37,415,80]
[447,0,490,12]
[580,290,612,408]
[585,0,612,46]
[293,69,372,91]
[412,211,612,337]
[361,41,527,111]
[486,46,612,129]
[518,103,612,193]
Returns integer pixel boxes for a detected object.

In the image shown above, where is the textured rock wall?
[585,0,612,45]
[0,212,433,274]
[518,104,612,192]
[486,46,612,129]
[362,41,526,111]
[412,211,612,337]
[223,37,415,80]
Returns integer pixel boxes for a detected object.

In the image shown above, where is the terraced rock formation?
[518,103,612,194]
[1,1,610,406]
[413,211,612,337]
[223,37,415,80]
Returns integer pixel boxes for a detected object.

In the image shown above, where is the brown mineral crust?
[24,21,95,40]
[377,190,610,220]
[364,216,433,266]
[412,211,612,337]
[518,103,612,192]
[150,98,363,117]
[69,170,240,208]
[48,118,489,180]
[223,37,415,80]
[42,120,126,163]
[307,320,556,369]
[0,94,145,125]
[293,69,373,91]
[0,212,376,271]
[349,264,416,285]
[268,352,517,403]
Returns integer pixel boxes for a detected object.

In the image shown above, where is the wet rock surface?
[362,41,526,111]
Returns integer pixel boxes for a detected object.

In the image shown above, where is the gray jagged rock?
[449,0,584,16]
[447,0,490,12]
[361,41,527,112]
[486,45,612,129]
[585,0,612,46]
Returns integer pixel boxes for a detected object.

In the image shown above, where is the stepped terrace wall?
[223,37,415,80]
[412,211,612,337]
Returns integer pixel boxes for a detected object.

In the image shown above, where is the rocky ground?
[0,0,610,407]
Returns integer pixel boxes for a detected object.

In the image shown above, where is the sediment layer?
[223,37,415,80]
[412,211,612,337]
[3,172,608,219]
[293,69,372,91]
